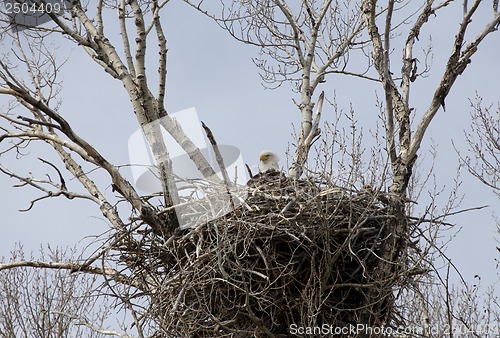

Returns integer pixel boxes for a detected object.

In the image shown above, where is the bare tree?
[396,267,500,338]
[458,96,500,197]
[458,96,500,255]
[0,245,118,338]
[1,0,499,337]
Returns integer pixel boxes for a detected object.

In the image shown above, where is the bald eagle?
[246,150,285,189]
[259,150,280,173]
[245,150,317,214]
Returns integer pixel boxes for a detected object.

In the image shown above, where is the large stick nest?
[124,171,409,337]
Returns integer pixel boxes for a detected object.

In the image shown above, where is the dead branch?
[52,311,134,338]
[0,260,143,290]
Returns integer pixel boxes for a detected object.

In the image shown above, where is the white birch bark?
[59,1,222,227]
[361,0,500,197]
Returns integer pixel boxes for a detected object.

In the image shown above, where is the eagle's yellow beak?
[260,154,269,162]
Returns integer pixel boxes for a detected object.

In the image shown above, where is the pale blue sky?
[1,0,498,300]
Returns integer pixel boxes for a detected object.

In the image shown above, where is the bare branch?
[288,91,324,178]
[53,311,134,338]
[154,3,168,110]
[457,98,500,196]
[119,0,137,79]
[0,261,141,289]
[409,12,500,163]
[96,0,104,35]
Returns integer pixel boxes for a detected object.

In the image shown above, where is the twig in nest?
[201,121,235,210]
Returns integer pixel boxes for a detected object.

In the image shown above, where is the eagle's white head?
[259,150,280,173]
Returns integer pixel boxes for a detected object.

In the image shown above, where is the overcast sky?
[1,0,498,298]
